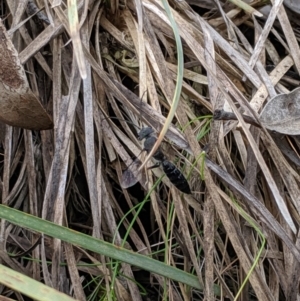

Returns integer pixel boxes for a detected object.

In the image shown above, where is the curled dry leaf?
[284,0,300,14]
[259,87,300,135]
[0,21,53,130]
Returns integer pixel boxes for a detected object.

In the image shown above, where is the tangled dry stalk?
[1,0,300,300]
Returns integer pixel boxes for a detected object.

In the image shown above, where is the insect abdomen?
[162,161,191,194]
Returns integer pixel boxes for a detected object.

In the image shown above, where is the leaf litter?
[2,0,300,300]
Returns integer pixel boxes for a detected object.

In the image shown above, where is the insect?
[121,126,191,194]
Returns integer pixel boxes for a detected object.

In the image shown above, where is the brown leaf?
[259,87,300,135]
[0,21,52,130]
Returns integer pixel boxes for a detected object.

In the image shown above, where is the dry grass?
[1,0,300,300]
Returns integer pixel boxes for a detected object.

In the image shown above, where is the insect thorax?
[143,136,156,152]
[138,127,155,140]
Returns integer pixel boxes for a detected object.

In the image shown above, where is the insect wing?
[121,159,143,188]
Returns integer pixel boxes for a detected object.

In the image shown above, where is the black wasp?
[121,127,191,194]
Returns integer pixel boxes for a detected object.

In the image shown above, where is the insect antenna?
[102,116,140,130]
[100,90,151,138]
[100,112,142,145]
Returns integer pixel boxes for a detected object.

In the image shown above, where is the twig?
[213,109,261,128]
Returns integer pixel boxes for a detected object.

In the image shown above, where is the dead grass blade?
[198,17,217,300]
[67,0,86,78]
[4,0,300,300]
[248,0,284,69]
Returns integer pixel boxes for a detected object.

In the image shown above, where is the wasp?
[121,127,191,194]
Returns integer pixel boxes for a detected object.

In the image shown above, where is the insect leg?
[146,162,161,170]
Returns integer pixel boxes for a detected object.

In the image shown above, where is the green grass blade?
[0,264,77,301]
[0,204,208,291]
